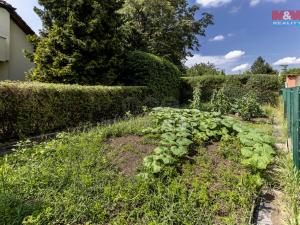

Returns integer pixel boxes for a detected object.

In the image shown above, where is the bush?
[235,93,264,121]
[181,75,226,102]
[119,51,182,104]
[210,88,231,114]
[182,74,279,105]
[246,75,279,105]
[0,81,155,141]
[222,75,250,100]
[210,89,263,120]
[190,85,201,109]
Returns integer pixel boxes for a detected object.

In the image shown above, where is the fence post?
[287,89,292,137]
[292,87,300,169]
[283,89,287,118]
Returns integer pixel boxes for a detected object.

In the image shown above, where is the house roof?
[0,0,35,35]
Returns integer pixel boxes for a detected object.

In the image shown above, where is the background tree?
[27,0,125,85]
[186,62,224,76]
[120,0,213,67]
[250,56,277,75]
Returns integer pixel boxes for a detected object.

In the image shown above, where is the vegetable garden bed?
[0,108,274,225]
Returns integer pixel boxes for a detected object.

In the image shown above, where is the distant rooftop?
[0,0,35,35]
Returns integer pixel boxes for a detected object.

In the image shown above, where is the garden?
[0,72,281,224]
[2,0,300,224]
[1,105,276,224]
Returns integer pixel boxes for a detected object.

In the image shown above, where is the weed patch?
[0,111,275,224]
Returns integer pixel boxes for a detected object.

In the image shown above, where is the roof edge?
[0,0,35,35]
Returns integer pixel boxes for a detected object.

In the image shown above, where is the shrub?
[222,75,250,100]
[190,85,201,109]
[246,75,280,105]
[210,88,231,114]
[235,93,264,121]
[181,75,226,102]
[182,74,279,105]
[210,89,263,120]
[119,51,182,104]
[0,81,155,141]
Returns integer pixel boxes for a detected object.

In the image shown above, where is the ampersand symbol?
[283,11,292,20]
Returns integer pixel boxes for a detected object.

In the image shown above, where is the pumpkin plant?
[142,108,275,174]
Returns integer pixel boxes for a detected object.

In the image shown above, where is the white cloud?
[196,0,232,8]
[267,0,287,2]
[185,50,246,68]
[232,63,250,72]
[209,35,225,42]
[230,6,241,13]
[224,50,245,60]
[185,55,226,68]
[250,0,260,6]
[250,0,287,7]
[273,57,300,66]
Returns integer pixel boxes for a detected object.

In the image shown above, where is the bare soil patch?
[108,135,156,176]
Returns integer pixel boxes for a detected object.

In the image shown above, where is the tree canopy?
[250,56,277,75]
[27,0,125,85]
[186,63,224,76]
[27,0,213,84]
[120,0,213,67]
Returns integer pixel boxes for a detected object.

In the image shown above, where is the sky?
[4,0,300,74]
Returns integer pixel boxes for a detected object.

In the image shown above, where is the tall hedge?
[181,75,226,102]
[0,82,155,141]
[119,51,182,104]
[182,74,280,105]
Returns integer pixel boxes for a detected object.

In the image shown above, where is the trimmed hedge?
[182,74,280,105]
[119,51,182,104]
[0,82,156,141]
[182,75,226,102]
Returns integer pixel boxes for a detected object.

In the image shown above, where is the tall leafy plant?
[190,85,202,109]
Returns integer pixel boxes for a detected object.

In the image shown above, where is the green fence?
[283,87,300,169]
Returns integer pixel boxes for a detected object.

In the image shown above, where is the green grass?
[0,115,268,225]
[270,99,300,225]
[277,152,300,225]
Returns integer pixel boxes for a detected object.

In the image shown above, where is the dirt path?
[255,118,288,225]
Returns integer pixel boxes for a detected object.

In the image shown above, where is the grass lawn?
[0,109,274,225]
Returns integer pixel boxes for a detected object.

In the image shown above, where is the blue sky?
[5,0,300,73]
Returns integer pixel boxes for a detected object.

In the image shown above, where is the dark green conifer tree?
[28,0,125,85]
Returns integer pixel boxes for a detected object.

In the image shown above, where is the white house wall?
[0,7,34,80]
[0,7,10,79]
[0,7,10,61]
[9,18,34,80]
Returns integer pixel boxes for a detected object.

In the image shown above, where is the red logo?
[272,10,300,20]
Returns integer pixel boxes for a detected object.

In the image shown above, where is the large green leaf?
[161,132,177,141]
[152,160,163,173]
[171,146,188,157]
[176,138,193,146]
[241,147,254,158]
[156,153,176,165]
[154,146,169,155]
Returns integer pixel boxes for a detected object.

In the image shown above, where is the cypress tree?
[28,0,125,85]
